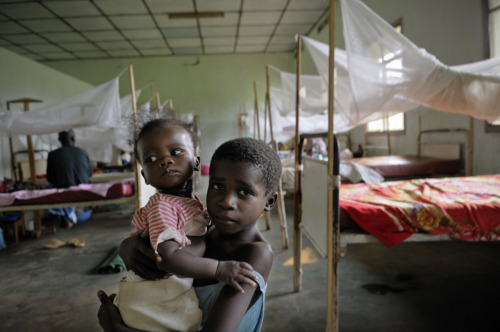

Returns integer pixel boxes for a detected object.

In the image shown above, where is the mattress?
[0,178,134,207]
[352,155,460,178]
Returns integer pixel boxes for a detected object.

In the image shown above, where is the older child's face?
[207,159,276,235]
[138,125,199,193]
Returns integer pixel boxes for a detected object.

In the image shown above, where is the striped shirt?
[131,193,208,251]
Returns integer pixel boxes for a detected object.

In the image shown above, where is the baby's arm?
[156,239,257,294]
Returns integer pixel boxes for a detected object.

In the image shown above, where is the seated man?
[46,129,93,228]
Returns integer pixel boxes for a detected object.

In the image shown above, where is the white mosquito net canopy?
[308,0,500,127]
[0,72,150,163]
[0,77,121,136]
[246,70,356,137]
[248,0,500,138]
[38,90,149,163]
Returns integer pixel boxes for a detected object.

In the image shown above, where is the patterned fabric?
[340,175,500,246]
[131,193,207,251]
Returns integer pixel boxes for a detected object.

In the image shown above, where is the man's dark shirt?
[46,146,92,188]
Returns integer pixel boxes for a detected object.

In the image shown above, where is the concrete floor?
[1,181,500,331]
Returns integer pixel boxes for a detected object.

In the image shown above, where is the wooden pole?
[265,66,289,250]
[6,103,18,182]
[417,111,422,156]
[156,92,161,112]
[150,84,156,110]
[263,97,268,143]
[293,35,303,292]
[266,66,275,146]
[238,105,243,138]
[385,115,391,155]
[253,81,261,140]
[363,126,368,154]
[6,98,42,184]
[193,115,200,141]
[265,66,274,143]
[326,0,339,330]
[253,105,257,139]
[129,64,142,209]
[467,116,473,176]
[7,98,43,237]
[243,104,248,137]
[23,101,37,185]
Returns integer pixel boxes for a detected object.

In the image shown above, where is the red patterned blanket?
[340,175,500,246]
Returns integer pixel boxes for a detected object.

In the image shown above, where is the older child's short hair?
[210,138,282,194]
[132,111,198,164]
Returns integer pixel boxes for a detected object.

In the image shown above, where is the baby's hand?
[215,261,257,294]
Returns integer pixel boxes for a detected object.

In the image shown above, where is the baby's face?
[206,159,276,235]
[138,125,199,192]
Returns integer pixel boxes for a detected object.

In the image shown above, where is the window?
[366,112,405,133]
[365,20,405,134]
[486,0,500,131]
[489,0,500,57]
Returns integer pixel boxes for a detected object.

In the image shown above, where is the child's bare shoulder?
[239,240,273,279]
[241,239,272,256]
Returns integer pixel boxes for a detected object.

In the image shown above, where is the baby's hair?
[130,110,199,164]
[210,137,282,194]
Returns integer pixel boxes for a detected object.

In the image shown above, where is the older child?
[113,117,258,332]
[98,137,282,332]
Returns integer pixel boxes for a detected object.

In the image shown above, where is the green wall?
[44,53,295,165]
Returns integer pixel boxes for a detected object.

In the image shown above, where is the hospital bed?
[0,178,136,238]
[294,134,500,332]
[352,127,470,179]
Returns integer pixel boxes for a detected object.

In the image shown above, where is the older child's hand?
[215,261,258,294]
[119,232,168,280]
[97,290,120,332]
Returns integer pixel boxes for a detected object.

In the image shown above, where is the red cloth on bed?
[340,175,500,246]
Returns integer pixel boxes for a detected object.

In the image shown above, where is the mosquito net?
[0,77,121,136]
[248,0,500,138]
[322,0,500,126]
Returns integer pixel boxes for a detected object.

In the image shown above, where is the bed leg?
[33,211,42,238]
[263,212,271,230]
[276,182,289,249]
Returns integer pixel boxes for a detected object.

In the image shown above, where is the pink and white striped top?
[131,193,209,251]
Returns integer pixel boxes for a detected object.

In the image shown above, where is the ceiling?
[0,0,329,62]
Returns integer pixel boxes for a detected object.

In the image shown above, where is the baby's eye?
[171,149,183,156]
[145,156,158,163]
[210,183,222,190]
